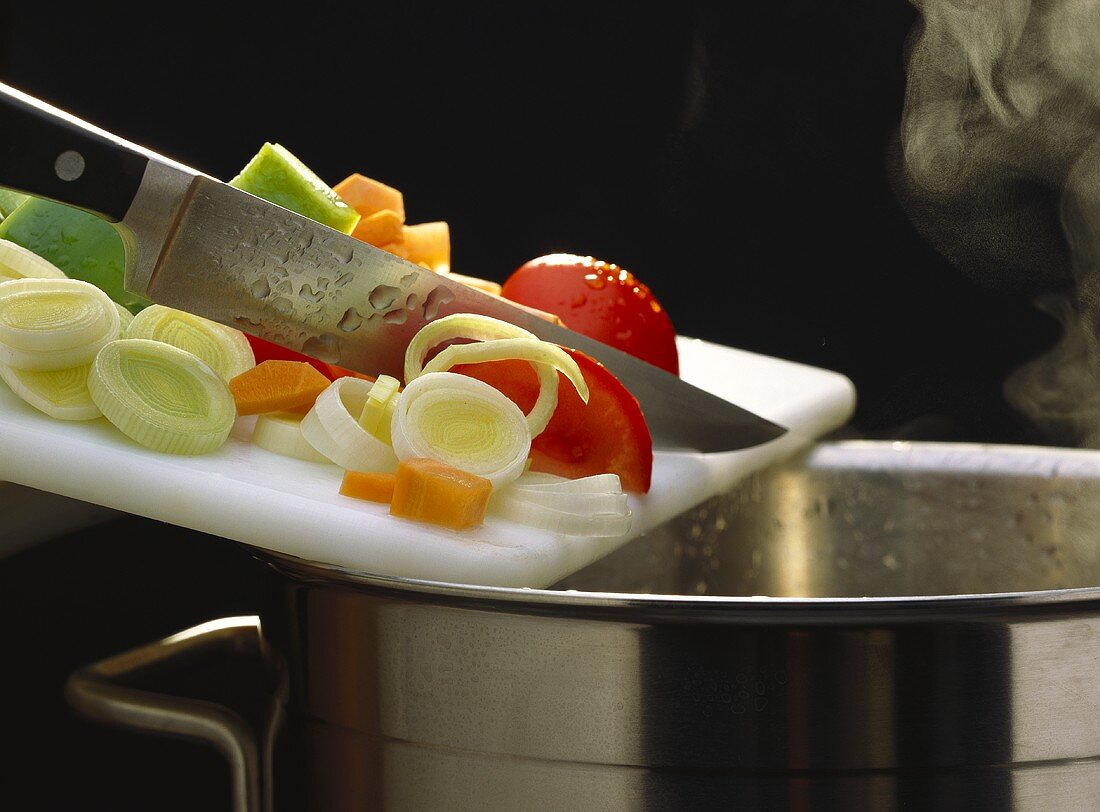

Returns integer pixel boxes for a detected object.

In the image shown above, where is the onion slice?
[357,374,401,443]
[390,371,532,488]
[300,376,399,472]
[125,304,255,381]
[87,338,236,455]
[0,362,101,420]
[488,470,632,537]
[251,411,331,463]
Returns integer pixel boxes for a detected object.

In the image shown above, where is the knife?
[0,81,785,452]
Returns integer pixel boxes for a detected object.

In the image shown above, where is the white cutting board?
[0,336,855,587]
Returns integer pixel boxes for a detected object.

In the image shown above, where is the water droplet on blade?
[338,308,364,332]
[302,334,340,364]
[369,284,401,310]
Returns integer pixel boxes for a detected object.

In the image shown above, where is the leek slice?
[389,371,531,488]
[87,339,235,455]
[0,361,100,420]
[114,302,135,333]
[0,239,67,282]
[357,374,401,443]
[422,337,588,436]
[490,471,632,537]
[0,278,120,370]
[405,314,588,437]
[251,411,331,463]
[125,304,255,381]
[300,377,399,472]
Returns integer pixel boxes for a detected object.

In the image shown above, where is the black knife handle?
[0,82,149,222]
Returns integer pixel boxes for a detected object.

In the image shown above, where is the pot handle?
[64,616,284,812]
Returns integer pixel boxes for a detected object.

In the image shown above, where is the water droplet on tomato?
[584,273,605,290]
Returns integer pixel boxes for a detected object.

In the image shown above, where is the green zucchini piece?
[0,189,28,220]
[0,197,151,313]
[228,142,360,235]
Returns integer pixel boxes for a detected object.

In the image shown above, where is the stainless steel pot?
[66,440,1100,811]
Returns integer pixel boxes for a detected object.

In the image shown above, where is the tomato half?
[501,253,679,375]
[454,347,653,493]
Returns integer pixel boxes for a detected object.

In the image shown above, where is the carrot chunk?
[352,209,404,247]
[229,360,332,415]
[333,173,405,220]
[340,470,397,503]
[389,457,492,530]
[382,221,450,272]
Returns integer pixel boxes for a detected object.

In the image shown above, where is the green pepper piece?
[0,197,151,313]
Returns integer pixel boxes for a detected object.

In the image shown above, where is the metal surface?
[117,162,784,452]
[68,440,1100,810]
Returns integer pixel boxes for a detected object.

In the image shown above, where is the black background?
[0,3,1067,809]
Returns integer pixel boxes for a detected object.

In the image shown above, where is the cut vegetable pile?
[0,141,659,540]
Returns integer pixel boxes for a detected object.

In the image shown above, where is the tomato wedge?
[453,347,653,493]
[244,334,373,382]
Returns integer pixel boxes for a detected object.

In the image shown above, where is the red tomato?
[454,347,653,493]
[244,334,371,382]
[501,253,679,376]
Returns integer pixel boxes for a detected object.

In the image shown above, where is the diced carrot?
[229,360,332,415]
[401,222,451,272]
[340,470,397,503]
[389,457,492,530]
[333,173,405,220]
[352,209,404,247]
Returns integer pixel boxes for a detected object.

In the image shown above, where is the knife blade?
[0,81,786,452]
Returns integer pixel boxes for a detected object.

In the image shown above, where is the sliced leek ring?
[0,361,101,420]
[0,239,67,282]
[251,411,331,463]
[0,278,120,370]
[422,337,588,436]
[114,302,135,333]
[300,376,399,472]
[125,304,255,381]
[489,471,632,537]
[389,371,531,488]
[87,338,236,455]
[404,313,539,382]
[357,374,401,443]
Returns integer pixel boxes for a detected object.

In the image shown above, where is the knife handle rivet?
[54,150,85,182]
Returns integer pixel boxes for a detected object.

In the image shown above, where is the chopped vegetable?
[333,174,405,221]
[455,346,654,493]
[404,313,587,438]
[382,222,450,272]
[488,471,631,536]
[126,304,255,382]
[113,302,135,333]
[87,339,236,455]
[389,457,492,530]
[300,376,399,472]
[0,362,100,421]
[229,142,360,235]
[339,470,397,503]
[351,209,403,247]
[228,359,331,416]
[251,411,331,463]
[0,278,121,371]
[357,374,401,443]
[389,371,531,488]
[502,253,679,375]
[0,189,27,220]
[0,197,151,312]
[0,239,67,282]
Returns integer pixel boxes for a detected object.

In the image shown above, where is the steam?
[897,0,1100,445]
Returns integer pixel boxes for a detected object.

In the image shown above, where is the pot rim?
[258,439,1100,624]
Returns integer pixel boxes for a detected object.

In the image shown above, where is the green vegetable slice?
[88,339,236,455]
[0,362,101,420]
[0,278,120,370]
[0,189,27,220]
[229,142,360,235]
[125,304,255,382]
[0,197,151,312]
